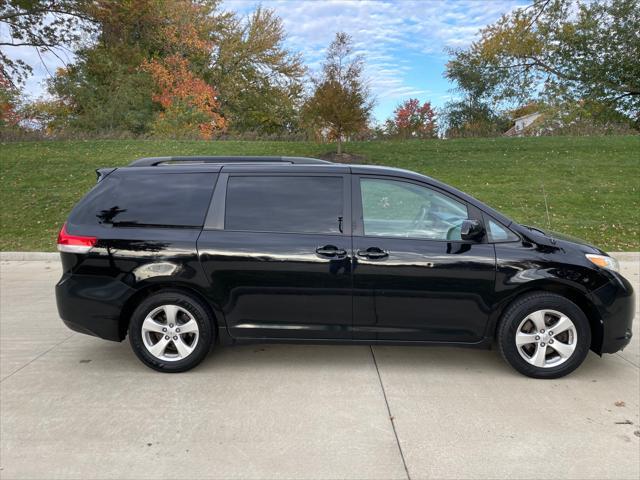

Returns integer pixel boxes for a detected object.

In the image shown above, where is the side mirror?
[460,219,485,241]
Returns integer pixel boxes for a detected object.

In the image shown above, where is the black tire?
[497,292,591,379]
[128,290,215,373]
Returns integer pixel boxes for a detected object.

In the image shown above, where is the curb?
[610,252,639,262]
[0,251,638,262]
[1,252,59,261]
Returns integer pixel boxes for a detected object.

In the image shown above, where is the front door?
[351,175,496,343]
[198,169,353,340]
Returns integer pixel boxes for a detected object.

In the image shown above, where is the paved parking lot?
[1,256,638,480]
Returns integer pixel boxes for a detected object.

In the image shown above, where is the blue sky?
[231,0,526,121]
[5,0,525,122]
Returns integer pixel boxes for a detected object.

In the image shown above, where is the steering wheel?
[411,205,429,228]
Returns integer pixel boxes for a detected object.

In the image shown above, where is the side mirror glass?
[460,219,485,241]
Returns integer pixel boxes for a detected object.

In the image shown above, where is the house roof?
[513,112,542,122]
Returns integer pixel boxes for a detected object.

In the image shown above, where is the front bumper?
[590,271,635,354]
[56,273,135,341]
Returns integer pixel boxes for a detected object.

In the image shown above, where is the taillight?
[57,223,97,254]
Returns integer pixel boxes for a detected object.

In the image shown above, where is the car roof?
[128,156,331,167]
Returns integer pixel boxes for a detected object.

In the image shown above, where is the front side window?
[360,177,468,240]
[225,176,344,234]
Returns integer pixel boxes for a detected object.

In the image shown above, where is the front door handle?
[357,247,389,259]
[316,245,347,258]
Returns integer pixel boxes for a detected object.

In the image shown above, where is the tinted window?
[69,171,216,228]
[360,178,468,240]
[487,218,519,242]
[225,176,343,234]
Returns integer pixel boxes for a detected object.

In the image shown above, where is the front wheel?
[128,290,215,373]
[498,293,591,379]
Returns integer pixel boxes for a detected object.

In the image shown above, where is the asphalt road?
[1,255,638,480]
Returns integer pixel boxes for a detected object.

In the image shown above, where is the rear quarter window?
[68,171,216,228]
[486,218,520,243]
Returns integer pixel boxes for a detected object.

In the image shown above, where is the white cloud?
[230,0,524,117]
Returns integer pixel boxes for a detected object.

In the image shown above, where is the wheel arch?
[492,283,603,354]
[118,283,219,341]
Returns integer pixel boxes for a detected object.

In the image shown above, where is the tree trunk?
[337,136,342,155]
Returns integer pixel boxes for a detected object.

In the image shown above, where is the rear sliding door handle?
[357,248,389,259]
[316,245,347,258]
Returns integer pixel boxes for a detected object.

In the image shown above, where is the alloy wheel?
[515,309,578,368]
[141,305,200,361]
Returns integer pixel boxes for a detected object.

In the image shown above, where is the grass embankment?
[1,135,638,251]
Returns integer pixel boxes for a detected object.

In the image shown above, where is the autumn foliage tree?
[303,32,373,154]
[142,55,224,139]
[389,99,437,139]
[445,0,640,126]
[45,1,221,137]
[137,1,225,138]
[210,7,305,134]
[48,0,213,134]
[0,75,20,129]
[42,0,303,137]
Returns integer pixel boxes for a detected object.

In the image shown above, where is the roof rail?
[128,156,331,167]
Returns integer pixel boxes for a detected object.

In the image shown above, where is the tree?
[442,99,510,138]
[142,55,224,139]
[509,102,543,120]
[40,1,301,137]
[303,32,373,154]
[389,98,437,138]
[0,0,93,86]
[47,0,226,137]
[445,0,640,124]
[0,74,20,129]
[49,52,156,134]
[210,7,305,135]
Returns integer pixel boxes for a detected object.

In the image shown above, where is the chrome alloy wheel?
[515,309,578,368]
[141,305,199,361]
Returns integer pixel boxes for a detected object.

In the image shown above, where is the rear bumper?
[590,272,635,354]
[56,273,135,341]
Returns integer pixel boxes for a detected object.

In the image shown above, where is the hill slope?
[1,135,638,251]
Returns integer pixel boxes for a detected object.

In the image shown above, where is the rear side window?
[68,171,216,228]
[225,176,344,234]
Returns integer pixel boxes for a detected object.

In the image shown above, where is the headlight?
[585,254,619,272]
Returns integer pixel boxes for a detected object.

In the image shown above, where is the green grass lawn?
[1,135,638,251]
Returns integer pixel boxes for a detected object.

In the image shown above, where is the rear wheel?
[498,292,591,379]
[128,290,214,372]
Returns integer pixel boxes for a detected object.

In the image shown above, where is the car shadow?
[69,336,633,382]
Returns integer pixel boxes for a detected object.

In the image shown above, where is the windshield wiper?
[522,225,547,235]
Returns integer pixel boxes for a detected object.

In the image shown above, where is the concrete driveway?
[1,256,638,480]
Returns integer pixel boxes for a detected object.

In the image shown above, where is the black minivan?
[56,156,634,378]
